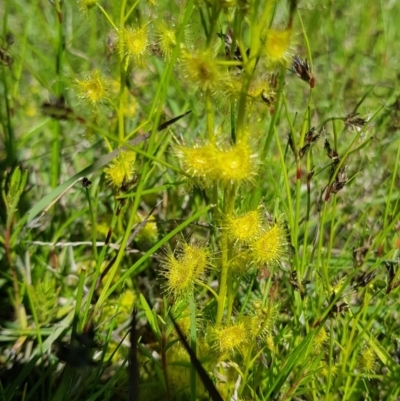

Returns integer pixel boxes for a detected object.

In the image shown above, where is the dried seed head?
[293,55,315,88]
[343,112,367,131]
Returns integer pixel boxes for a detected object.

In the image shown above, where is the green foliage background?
[1,0,400,400]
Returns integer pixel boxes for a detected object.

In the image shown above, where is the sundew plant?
[1,0,400,400]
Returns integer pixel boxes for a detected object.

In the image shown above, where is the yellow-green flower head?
[161,243,210,298]
[104,150,136,188]
[123,25,149,65]
[265,28,292,63]
[156,22,176,60]
[176,142,219,180]
[359,346,376,373]
[162,254,194,297]
[181,50,223,92]
[214,141,258,185]
[75,70,107,105]
[180,242,210,277]
[227,209,263,243]
[321,362,337,378]
[220,76,242,102]
[252,220,287,264]
[212,322,248,355]
[248,80,276,106]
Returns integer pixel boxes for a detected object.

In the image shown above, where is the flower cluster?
[176,140,258,186]
[212,321,249,356]
[227,208,288,271]
[161,242,210,298]
[211,301,279,356]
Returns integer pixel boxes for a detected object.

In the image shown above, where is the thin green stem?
[316,200,330,292]
[124,0,140,23]
[216,184,236,326]
[117,0,128,142]
[194,279,219,301]
[50,0,64,188]
[383,137,400,228]
[206,4,221,47]
[206,89,214,141]
[216,229,229,326]
[51,121,61,188]
[82,201,123,326]
[96,4,118,31]
[297,9,314,72]
[85,186,98,261]
[274,125,295,247]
